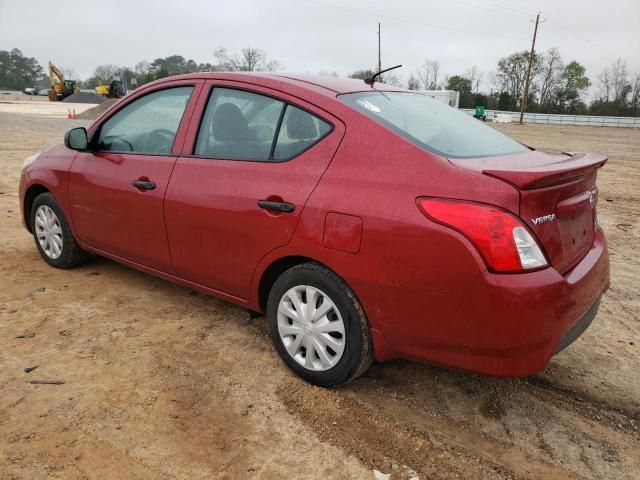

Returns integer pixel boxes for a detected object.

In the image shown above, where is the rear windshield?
[339,91,528,158]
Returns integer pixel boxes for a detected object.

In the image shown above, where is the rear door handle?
[258,200,295,213]
[132,179,156,191]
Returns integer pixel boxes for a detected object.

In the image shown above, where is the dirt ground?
[0,113,638,480]
[0,91,99,118]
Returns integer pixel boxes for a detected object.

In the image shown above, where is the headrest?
[286,108,317,140]
[212,103,249,142]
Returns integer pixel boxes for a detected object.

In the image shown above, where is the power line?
[302,0,627,68]
[544,19,620,61]
[300,0,530,41]
[451,0,533,20]
[483,0,538,18]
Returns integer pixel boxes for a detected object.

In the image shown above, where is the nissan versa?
[19,73,610,387]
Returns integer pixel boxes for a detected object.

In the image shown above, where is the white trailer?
[493,113,513,123]
[423,90,460,108]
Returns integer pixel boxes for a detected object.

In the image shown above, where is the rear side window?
[273,105,332,160]
[97,86,193,154]
[340,91,528,158]
[195,88,284,161]
[195,87,331,162]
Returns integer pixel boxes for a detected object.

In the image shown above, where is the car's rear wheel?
[31,192,89,269]
[266,262,373,387]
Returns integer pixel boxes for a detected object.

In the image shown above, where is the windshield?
[340,91,528,158]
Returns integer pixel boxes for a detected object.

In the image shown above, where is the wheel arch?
[257,255,315,313]
[23,184,50,232]
[255,253,393,362]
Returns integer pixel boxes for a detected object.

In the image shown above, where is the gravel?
[62,92,107,104]
[75,99,120,120]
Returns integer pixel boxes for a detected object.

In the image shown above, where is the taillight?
[591,187,599,230]
[417,198,548,273]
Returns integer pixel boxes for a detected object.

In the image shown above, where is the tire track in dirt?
[278,380,581,480]
[336,361,638,479]
[523,374,640,431]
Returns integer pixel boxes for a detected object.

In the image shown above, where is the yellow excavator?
[48,61,79,101]
[95,75,126,98]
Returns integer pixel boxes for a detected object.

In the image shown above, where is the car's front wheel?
[266,262,374,387]
[31,192,88,269]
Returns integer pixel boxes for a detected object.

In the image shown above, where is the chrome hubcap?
[35,205,63,259]
[277,285,346,371]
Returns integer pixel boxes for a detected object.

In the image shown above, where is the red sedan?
[19,73,610,386]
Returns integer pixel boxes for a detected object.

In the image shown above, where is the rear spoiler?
[483,152,608,190]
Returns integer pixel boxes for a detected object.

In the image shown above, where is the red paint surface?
[323,213,363,254]
[19,72,610,377]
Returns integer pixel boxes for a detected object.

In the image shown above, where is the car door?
[164,82,344,299]
[68,81,202,272]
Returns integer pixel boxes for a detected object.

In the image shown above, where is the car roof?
[159,72,407,97]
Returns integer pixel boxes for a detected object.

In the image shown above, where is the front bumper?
[18,170,28,230]
[362,228,610,377]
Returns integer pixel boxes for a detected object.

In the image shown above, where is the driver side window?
[96,86,193,155]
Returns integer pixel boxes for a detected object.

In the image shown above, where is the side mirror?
[64,127,88,150]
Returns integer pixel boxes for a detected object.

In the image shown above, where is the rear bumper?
[553,296,600,354]
[361,228,610,377]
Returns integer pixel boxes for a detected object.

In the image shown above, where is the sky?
[1,0,638,96]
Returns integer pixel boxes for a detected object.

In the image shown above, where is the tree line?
[1,46,638,117]
[0,47,280,92]
[348,49,639,117]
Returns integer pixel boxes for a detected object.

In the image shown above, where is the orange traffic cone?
[72,109,77,119]
[67,109,72,119]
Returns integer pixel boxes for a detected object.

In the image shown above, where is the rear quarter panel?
[250,107,522,359]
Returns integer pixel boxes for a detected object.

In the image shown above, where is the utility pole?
[377,22,382,79]
[519,12,544,124]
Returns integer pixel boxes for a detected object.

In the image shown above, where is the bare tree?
[92,64,120,84]
[347,67,401,86]
[610,58,630,106]
[597,69,610,102]
[492,51,541,109]
[383,71,403,87]
[417,59,440,90]
[134,60,151,76]
[348,69,375,81]
[60,67,77,80]
[80,64,122,88]
[597,58,632,109]
[214,47,282,72]
[489,71,503,92]
[630,73,640,115]
[407,73,420,90]
[537,48,564,109]
[465,66,483,94]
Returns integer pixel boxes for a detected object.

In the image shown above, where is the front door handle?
[132,179,156,191]
[258,200,295,213]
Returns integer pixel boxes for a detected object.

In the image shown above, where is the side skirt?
[83,245,252,310]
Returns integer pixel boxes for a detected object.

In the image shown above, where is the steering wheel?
[101,135,134,152]
[143,128,175,154]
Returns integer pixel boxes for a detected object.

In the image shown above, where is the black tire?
[266,262,374,387]
[30,192,89,269]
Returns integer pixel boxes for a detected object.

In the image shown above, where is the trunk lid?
[450,150,607,273]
